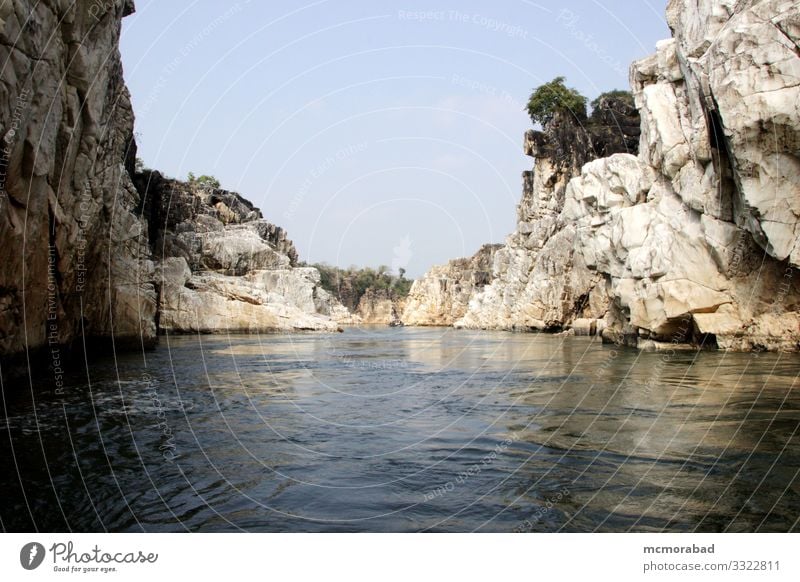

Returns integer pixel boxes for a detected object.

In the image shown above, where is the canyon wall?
[410,0,800,351]
[0,0,155,357]
[354,289,406,326]
[405,94,640,330]
[0,1,345,372]
[401,243,501,326]
[135,171,347,333]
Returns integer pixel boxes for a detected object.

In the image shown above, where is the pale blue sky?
[121,0,668,277]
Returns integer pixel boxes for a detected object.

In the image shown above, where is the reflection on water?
[1,327,799,532]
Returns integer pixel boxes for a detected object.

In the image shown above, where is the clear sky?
[120,0,669,277]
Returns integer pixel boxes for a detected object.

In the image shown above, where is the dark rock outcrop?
[133,170,299,267]
[0,0,157,359]
[588,93,641,158]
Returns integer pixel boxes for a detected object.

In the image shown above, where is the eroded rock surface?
[414,0,800,351]
[0,0,155,357]
[355,289,405,326]
[0,1,346,370]
[134,172,346,333]
[402,244,501,326]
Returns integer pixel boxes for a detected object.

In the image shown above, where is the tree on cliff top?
[526,76,587,127]
[187,172,221,190]
[590,89,634,110]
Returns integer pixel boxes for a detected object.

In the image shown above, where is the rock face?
[355,289,405,325]
[451,101,640,332]
[0,2,345,370]
[595,0,800,350]
[0,0,155,357]
[401,244,502,326]
[420,0,800,351]
[134,171,346,333]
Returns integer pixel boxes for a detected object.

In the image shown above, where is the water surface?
[1,327,799,532]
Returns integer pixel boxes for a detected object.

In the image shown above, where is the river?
[1,327,798,532]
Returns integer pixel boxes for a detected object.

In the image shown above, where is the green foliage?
[311,263,415,305]
[314,263,336,291]
[187,172,221,189]
[590,90,634,111]
[526,76,587,127]
[392,276,413,297]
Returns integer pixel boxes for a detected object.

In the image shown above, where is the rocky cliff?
[0,0,155,358]
[0,1,345,374]
[401,243,502,326]
[354,288,406,325]
[134,171,347,333]
[414,0,800,352]
[417,95,640,332]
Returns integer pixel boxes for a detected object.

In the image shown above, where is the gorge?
[2,0,798,380]
[0,0,799,535]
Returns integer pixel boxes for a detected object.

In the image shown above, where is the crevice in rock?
[774,20,800,59]
[705,99,738,223]
[572,291,590,316]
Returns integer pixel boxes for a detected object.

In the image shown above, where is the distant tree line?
[309,263,414,309]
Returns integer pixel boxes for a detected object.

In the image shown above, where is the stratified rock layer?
[419,0,800,351]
